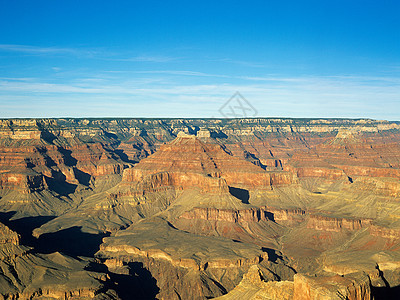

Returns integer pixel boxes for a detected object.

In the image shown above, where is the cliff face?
[0,122,127,210]
[293,273,371,300]
[123,169,229,194]
[0,222,19,246]
[179,207,273,223]
[2,118,399,182]
[287,129,400,182]
[0,170,45,193]
[307,215,372,232]
[263,207,306,225]
[117,133,295,200]
[369,225,400,239]
[350,177,400,198]
[96,218,270,299]
[214,265,294,300]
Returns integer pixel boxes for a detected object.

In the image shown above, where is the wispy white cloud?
[108,55,177,63]
[0,44,176,62]
[0,74,398,97]
[211,58,266,68]
[0,74,399,119]
[0,44,93,56]
[240,76,305,82]
[132,70,230,78]
[0,77,36,81]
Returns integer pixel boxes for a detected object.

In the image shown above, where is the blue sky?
[0,0,399,119]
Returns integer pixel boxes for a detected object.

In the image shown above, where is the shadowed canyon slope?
[1,118,400,299]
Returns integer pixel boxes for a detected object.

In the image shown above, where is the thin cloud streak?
[0,73,399,120]
[210,58,267,68]
[106,55,178,63]
[0,44,175,62]
[0,44,90,56]
[0,75,398,97]
[131,70,230,78]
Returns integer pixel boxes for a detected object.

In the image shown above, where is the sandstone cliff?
[293,273,371,300]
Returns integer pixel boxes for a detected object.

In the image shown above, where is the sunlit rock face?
[120,132,294,199]
[0,118,400,299]
[293,273,371,300]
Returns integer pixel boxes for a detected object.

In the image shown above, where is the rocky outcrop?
[215,265,294,300]
[97,218,269,299]
[123,169,229,194]
[0,169,45,193]
[351,177,400,197]
[179,207,273,223]
[286,165,347,180]
[293,273,371,300]
[119,133,294,199]
[307,215,372,232]
[0,119,44,139]
[0,222,19,246]
[369,225,400,239]
[0,138,125,199]
[100,244,265,271]
[287,129,400,182]
[262,206,306,225]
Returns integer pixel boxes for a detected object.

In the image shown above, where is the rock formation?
[120,132,294,194]
[0,221,116,299]
[0,117,399,299]
[293,273,371,300]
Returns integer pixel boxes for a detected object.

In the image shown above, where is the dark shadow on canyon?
[372,285,400,300]
[32,226,109,258]
[1,212,158,299]
[57,147,77,167]
[45,174,77,195]
[40,130,57,144]
[210,131,228,139]
[115,149,137,163]
[228,186,249,204]
[0,213,108,258]
[73,168,91,186]
[263,211,275,222]
[372,264,400,299]
[0,212,56,246]
[87,261,160,300]
[261,247,283,263]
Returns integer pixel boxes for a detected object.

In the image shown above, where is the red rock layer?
[179,207,272,223]
[288,132,400,180]
[121,133,294,194]
[262,206,306,225]
[307,215,372,232]
[0,169,45,193]
[0,140,125,194]
[369,225,400,239]
[350,177,400,197]
[125,171,229,195]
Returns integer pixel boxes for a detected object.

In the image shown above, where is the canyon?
[0,118,400,299]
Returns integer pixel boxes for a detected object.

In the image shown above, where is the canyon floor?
[0,118,400,299]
